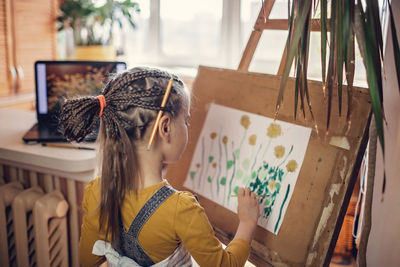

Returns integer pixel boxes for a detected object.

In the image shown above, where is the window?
[118,0,368,86]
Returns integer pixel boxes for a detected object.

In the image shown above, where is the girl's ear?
[158,114,171,142]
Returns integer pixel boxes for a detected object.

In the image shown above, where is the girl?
[61,67,260,266]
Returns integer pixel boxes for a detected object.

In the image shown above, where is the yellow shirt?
[79,178,251,267]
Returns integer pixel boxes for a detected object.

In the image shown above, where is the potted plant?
[57,0,140,60]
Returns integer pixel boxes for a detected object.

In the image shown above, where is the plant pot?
[73,45,116,61]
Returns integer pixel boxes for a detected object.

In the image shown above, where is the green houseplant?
[57,0,140,59]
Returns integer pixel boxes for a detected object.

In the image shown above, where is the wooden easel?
[238,0,329,75]
[167,2,369,266]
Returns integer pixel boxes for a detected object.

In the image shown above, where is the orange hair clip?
[97,95,106,117]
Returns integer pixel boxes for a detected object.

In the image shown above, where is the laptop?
[22,60,127,143]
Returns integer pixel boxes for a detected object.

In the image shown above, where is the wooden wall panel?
[11,0,57,94]
[0,0,11,96]
[0,0,57,97]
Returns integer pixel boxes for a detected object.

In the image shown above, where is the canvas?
[184,104,311,234]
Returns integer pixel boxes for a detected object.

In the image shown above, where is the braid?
[60,96,101,142]
[104,69,183,96]
[99,68,184,139]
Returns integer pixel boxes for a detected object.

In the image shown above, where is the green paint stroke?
[197,137,205,189]
[223,142,229,205]
[261,139,272,160]
[274,184,291,234]
[190,171,196,188]
[210,164,218,199]
[207,175,214,199]
[203,138,215,191]
[234,129,247,183]
[233,186,239,195]
[251,144,262,171]
[278,145,294,168]
[236,169,243,179]
[227,141,237,203]
[216,129,223,195]
[220,177,226,185]
[227,160,234,169]
[242,159,250,171]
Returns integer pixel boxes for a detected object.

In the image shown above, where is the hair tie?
[97,95,106,117]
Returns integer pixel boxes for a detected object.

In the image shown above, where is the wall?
[366,1,400,266]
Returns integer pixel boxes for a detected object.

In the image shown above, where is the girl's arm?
[234,187,259,243]
[175,188,259,267]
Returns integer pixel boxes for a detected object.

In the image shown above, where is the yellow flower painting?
[268,180,276,191]
[286,160,298,172]
[274,145,285,158]
[222,136,228,144]
[249,134,257,146]
[240,115,251,129]
[210,132,217,139]
[267,123,282,138]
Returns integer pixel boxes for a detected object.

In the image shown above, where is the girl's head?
[60,67,190,243]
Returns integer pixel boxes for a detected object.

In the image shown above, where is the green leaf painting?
[227,160,234,169]
[184,104,311,235]
[220,177,226,185]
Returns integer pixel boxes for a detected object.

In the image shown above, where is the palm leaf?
[368,0,384,60]
[303,7,317,132]
[275,0,312,118]
[389,2,400,93]
[354,3,384,152]
[326,0,337,131]
[294,55,301,119]
[365,1,384,104]
[337,0,344,116]
[345,0,355,131]
[321,0,327,97]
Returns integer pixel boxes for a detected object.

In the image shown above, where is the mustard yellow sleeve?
[78,179,106,267]
[174,192,251,267]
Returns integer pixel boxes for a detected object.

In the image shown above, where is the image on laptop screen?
[36,61,126,122]
[22,61,126,143]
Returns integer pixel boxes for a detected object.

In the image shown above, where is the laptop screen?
[35,61,126,121]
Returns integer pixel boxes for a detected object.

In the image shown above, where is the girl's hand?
[237,187,259,227]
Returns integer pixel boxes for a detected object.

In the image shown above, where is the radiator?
[0,163,85,267]
[12,186,44,267]
[0,182,24,267]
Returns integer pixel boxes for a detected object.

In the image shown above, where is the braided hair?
[60,67,188,244]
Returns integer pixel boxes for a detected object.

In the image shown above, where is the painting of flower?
[274,145,285,158]
[267,123,282,138]
[184,104,311,235]
[249,134,257,146]
[240,115,251,129]
[286,160,298,172]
